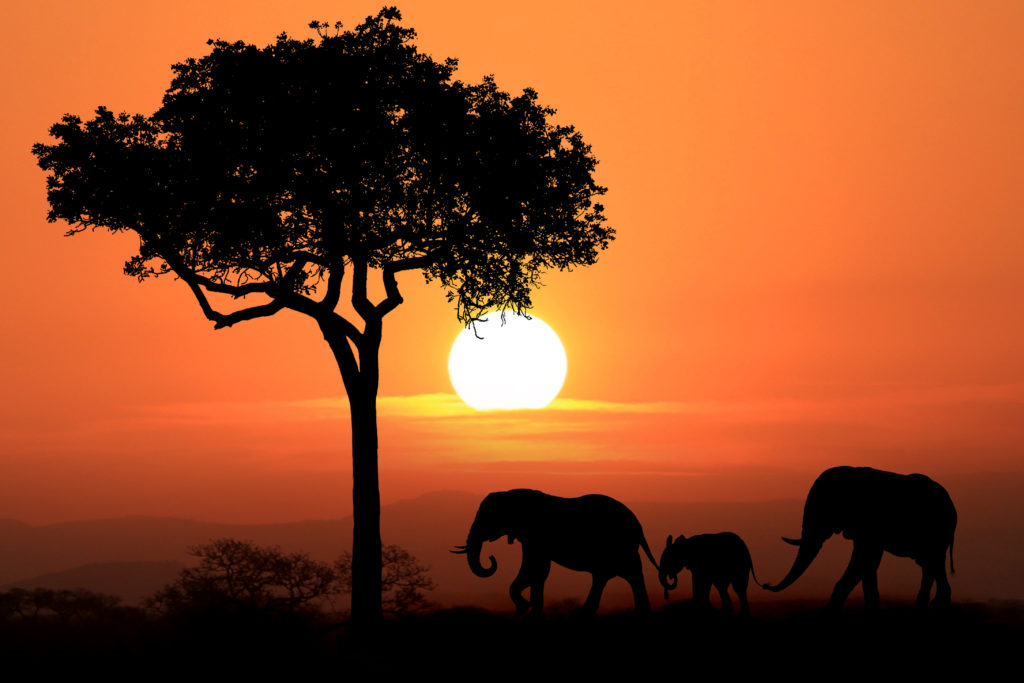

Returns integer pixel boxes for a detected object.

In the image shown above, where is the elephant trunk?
[465,537,497,578]
[764,537,823,592]
[658,567,678,601]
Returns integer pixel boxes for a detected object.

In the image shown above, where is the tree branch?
[156,246,291,329]
[318,316,362,393]
[285,250,331,268]
[320,260,344,312]
[187,252,311,297]
[351,258,375,319]
[178,270,225,322]
[387,254,438,273]
[376,268,403,317]
[211,300,286,329]
[279,292,362,342]
[190,275,275,298]
[176,265,286,329]
[375,253,438,316]
[163,243,360,339]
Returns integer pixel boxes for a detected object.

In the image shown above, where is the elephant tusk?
[782,536,802,546]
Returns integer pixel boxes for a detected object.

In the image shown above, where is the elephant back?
[543,494,648,571]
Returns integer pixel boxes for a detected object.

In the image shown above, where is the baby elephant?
[659,532,759,616]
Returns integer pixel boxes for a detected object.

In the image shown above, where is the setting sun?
[448,312,568,410]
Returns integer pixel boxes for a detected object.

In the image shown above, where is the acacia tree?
[33,8,612,624]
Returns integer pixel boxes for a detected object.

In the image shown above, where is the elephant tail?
[749,562,767,589]
[639,533,661,573]
[745,546,768,589]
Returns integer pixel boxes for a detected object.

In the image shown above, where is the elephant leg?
[715,582,733,614]
[509,565,532,616]
[580,574,610,616]
[624,555,650,613]
[510,548,550,617]
[858,546,883,610]
[915,564,936,610]
[735,571,750,617]
[736,584,750,617]
[933,564,951,608]
[509,546,542,616]
[828,543,877,610]
[528,558,552,617]
[920,551,950,609]
[692,573,712,609]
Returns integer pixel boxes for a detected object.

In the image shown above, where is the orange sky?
[1,1,1023,524]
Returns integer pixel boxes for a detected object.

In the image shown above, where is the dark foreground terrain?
[2,599,1021,676]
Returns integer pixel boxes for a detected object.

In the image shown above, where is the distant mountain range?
[2,480,1022,610]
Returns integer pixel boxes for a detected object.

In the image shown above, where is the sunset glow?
[0,2,1021,611]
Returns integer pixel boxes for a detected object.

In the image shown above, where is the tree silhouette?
[0,587,125,623]
[147,538,435,620]
[146,539,337,616]
[33,7,613,624]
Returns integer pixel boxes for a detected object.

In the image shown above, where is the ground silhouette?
[2,596,1020,675]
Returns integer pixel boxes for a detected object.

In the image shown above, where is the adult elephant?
[452,489,660,616]
[764,466,957,609]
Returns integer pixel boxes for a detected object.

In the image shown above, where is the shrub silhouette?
[335,544,436,618]
[146,539,336,616]
[147,538,435,620]
[0,587,125,622]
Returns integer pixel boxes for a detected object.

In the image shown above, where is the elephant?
[658,532,759,616]
[764,466,957,609]
[452,489,660,616]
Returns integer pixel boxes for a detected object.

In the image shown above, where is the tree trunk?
[349,388,382,625]
[321,318,384,626]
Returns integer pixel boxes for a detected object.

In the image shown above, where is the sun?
[448,312,568,410]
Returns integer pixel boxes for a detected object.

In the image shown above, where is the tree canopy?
[34,7,612,328]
